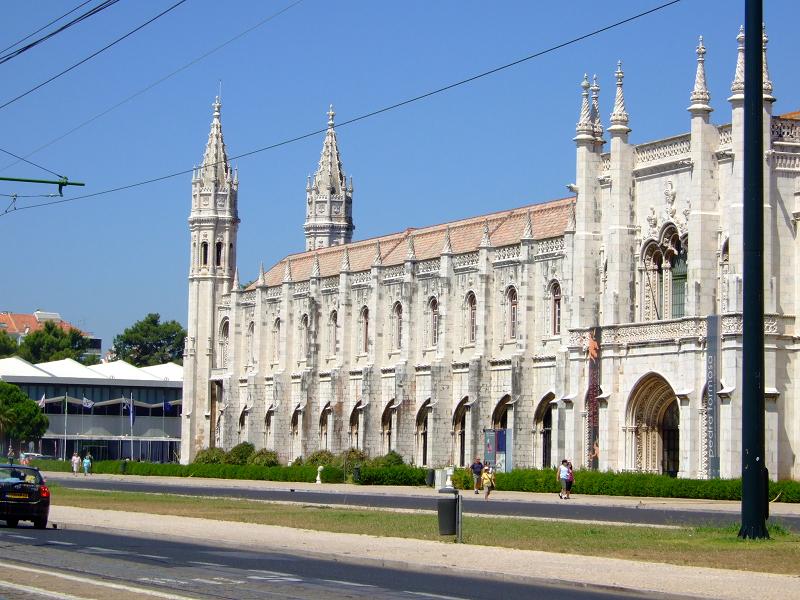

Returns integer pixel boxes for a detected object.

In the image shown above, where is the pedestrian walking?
[557,459,570,499]
[71,452,80,476]
[7,446,15,464]
[469,456,484,494]
[82,453,92,476]
[566,461,574,499]
[481,466,496,501]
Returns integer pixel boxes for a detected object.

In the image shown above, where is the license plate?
[6,493,28,499]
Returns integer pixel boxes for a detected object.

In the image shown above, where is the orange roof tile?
[779,111,800,120]
[0,312,84,336]
[255,196,574,288]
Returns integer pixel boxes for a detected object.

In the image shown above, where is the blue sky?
[1,1,796,353]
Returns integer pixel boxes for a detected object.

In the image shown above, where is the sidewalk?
[49,503,800,600]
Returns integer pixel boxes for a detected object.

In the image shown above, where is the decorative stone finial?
[407,235,416,261]
[688,37,712,113]
[442,225,453,254]
[283,258,293,283]
[479,220,491,248]
[575,74,594,140]
[762,24,774,102]
[590,75,603,141]
[258,262,265,286]
[199,94,231,186]
[522,210,533,240]
[232,267,240,290]
[609,61,631,133]
[311,253,320,278]
[340,246,350,272]
[327,104,335,128]
[373,240,382,266]
[213,95,221,119]
[730,25,745,96]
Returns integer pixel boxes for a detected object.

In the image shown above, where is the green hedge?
[358,465,427,486]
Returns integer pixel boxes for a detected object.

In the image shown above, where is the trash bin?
[425,468,435,487]
[352,465,361,483]
[437,495,457,535]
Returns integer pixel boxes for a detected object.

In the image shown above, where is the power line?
[0,0,304,174]
[0,0,95,55]
[0,146,64,178]
[1,0,682,217]
[0,0,190,112]
[0,0,122,66]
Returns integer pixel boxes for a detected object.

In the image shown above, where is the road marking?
[321,579,376,587]
[190,578,224,585]
[46,540,75,546]
[86,546,127,554]
[247,569,297,577]
[188,560,223,567]
[405,593,467,600]
[139,553,169,560]
[139,577,190,585]
[248,575,303,582]
[8,534,35,539]
[0,579,88,600]
[3,562,198,599]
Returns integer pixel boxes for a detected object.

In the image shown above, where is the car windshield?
[0,467,42,485]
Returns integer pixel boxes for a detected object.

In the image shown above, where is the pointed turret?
[761,24,774,102]
[590,75,604,143]
[442,226,453,254]
[730,25,745,99]
[283,258,293,283]
[574,74,594,142]
[311,253,321,278]
[521,210,533,240]
[258,262,265,286]
[340,246,351,272]
[479,220,491,248]
[373,240,382,266]
[231,267,240,292]
[304,105,355,250]
[199,96,232,186]
[688,37,712,114]
[608,61,631,135]
[406,235,416,261]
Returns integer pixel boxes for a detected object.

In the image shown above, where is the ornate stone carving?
[663,180,677,221]
[635,135,691,167]
[453,252,479,270]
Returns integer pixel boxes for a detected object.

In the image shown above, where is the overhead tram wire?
[0,0,682,217]
[0,0,95,56]
[0,0,305,174]
[0,0,122,66]
[0,147,64,179]
[0,0,190,112]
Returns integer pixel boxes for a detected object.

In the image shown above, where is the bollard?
[316,465,324,485]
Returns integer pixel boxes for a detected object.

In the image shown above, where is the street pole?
[739,0,769,539]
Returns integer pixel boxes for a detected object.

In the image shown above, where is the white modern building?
[182,29,800,481]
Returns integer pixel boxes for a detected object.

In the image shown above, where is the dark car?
[0,465,50,528]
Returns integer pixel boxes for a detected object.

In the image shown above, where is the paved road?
[0,523,685,600]
[46,473,800,531]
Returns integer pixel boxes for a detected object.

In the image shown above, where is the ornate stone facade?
[183,30,800,481]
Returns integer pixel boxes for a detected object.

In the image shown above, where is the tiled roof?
[256,196,574,288]
[779,111,800,120]
[0,312,84,336]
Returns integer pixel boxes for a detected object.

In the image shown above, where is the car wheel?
[33,518,47,530]
[5,519,18,528]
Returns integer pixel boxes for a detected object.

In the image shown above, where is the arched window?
[215,241,223,267]
[392,302,403,350]
[217,319,229,368]
[264,408,274,449]
[642,226,686,321]
[299,314,309,359]
[246,322,255,365]
[670,238,687,319]
[200,242,209,266]
[719,239,730,313]
[506,287,518,339]
[550,282,562,335]
[319,403,332,450]
[359,307,369,354]
[272,318,281,363]
[429,297,439,347]
[466,292,477,344]
[328,310,338,356]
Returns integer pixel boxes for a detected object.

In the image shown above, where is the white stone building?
[182,30,800,481]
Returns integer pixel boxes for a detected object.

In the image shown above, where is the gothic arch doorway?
[416,399,431,466]
[492,395,511,429]
[319,402,332,451]
[452,397,469,467]
[381,400,396,455]
[533,392,555,469]
[290,406,302,463]
[349,402,364,450]
[626,374,680,476]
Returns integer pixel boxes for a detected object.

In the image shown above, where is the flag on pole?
[124,392,136,427]
[163,400,173,414]
[81,397,95,409]
[38,394,46,409]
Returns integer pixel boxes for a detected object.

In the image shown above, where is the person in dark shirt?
[470,457,484,494]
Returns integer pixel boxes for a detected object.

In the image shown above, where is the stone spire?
[608,61,630,133]
[762,24,774,102]
[574,74,594,141]
[479,220,491,248]
[689,36,712,113]
[406,235,416,261]
[373,240,382,266]
[304,105,355,250]
[590,75,603,142]
[521,210,533,240]
[258,262,265,286]
[199,96,231,186]
[283,258,293,283]
[231,267,240,291]
[442,225,453,254]
[340,246,351,272]
[730,25,745,98]
[311,253,320,278]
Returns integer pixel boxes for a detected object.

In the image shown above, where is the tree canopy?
[16,321,98,365]
[0,381,48,448]
[112,313,186,367]
[0,330,16,358]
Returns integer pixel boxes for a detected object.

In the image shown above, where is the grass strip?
[51,486,800,575]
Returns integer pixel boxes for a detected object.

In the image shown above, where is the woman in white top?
[557,459,570,499]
